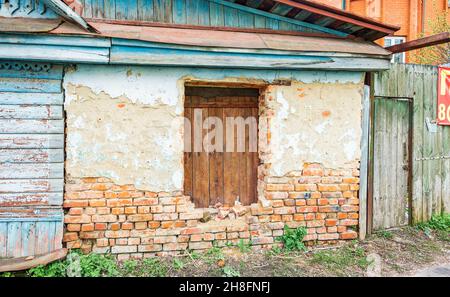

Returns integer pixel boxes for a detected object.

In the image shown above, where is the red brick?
[340,230,358,239]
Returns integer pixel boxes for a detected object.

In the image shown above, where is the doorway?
[183,86,259,208]
[371,96,412,230]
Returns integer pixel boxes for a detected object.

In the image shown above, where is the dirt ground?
[2,225,448,277]
[119,226,450,277]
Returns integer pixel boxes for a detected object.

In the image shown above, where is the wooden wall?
[0,61,64,258]
[372,63,449,225]
[79,0,322,33]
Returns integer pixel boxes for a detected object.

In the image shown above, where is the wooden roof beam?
[385,32,450,54]
[272,0,399,34]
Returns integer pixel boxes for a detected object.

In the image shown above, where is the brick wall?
[63,163,359,259]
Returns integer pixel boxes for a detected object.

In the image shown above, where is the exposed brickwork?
[63,163,359,259]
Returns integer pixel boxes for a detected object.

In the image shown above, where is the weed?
[237,239,252,253]
[377,230,393,239]
[173,258,184,270]
[142,257,168,277]
[416,214,450,232]
[121,259,138,275]
[276,225,307,252]
[27,250,118,277]
[28,260,67,277]
[309,245,369,276]
[223,266,240,277]
[0,272,14,277]
[204,246,225,264]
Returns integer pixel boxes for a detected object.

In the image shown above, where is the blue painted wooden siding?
[0,0,57,18]
[79,0,324,34]
[0,61,64,259]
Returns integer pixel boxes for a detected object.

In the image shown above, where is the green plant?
[28,260,67,277]
[237,239,252,253]
[223,266,240,277]
[142,257,167,277]
[121,259,138,275]
[78,252,118,277]
[0,272,14,277]
[377,230,393,239]
[27,250,118,277]
[204,245,225,264]
[276,225,307,252]
[411,0,450,65]
[173,258,184,270]
[310,245,369,275]
[268,245,282,255]
[416,214,450,232]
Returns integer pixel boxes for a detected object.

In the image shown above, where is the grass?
[416,214,450,242]
[309,244,370,276]
[1,222,448,277]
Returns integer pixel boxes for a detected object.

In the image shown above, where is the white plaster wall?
[63,65,364,191]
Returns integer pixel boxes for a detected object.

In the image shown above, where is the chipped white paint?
[264,81,363,177]
[64,65,364,191]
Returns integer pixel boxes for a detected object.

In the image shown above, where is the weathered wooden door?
[184,87,259,208]
[372,97,411,230]
[0,61,64,258]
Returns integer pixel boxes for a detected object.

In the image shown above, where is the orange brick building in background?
[313,0,450,62]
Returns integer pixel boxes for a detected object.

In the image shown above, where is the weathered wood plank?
[0,119,64,134]
[183,107,193,198]
[21,222,36,257]
[0,179,63,193]
[192,106,209,207]
[0,77,61,93]
[0,134,64,149]
[0,105,62,119]
[412,67,424,223]
[0,192,63,207]
[0,44,109,64]
[0,248,67,272]
[208,107,224,207]
[0,64,63,80]
[6,222,21,258]
[0,92,63,105]
[0,207,63,221]
[172,0,186,24]
[0,223,7,257]
[224,107,241,207]
[0,148,63,163]
[0,163,63,179]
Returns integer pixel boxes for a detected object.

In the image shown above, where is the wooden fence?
[370,63,449,231]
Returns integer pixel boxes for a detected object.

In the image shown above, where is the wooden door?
[372,97,411,230]
[184,87,259,208]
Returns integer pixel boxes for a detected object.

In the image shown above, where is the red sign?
[437,66,450,125]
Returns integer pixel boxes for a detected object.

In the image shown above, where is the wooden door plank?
[224,107,241,207]
[208,107,224,206]
[192,105,209,207]
[183,107,193,198]
[238,103,249,205]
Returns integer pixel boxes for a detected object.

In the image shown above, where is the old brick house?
[313,0,450,62]
[0,0,398,261]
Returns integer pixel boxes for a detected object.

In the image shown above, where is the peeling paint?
[64,65,364,191]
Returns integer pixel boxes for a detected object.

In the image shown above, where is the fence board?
[373,63,448,226]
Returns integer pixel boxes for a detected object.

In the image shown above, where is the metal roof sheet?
[45,20,390,57]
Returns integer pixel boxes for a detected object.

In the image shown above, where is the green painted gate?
[370,64,450,231]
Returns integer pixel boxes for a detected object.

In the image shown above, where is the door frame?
[367,95,414,234]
